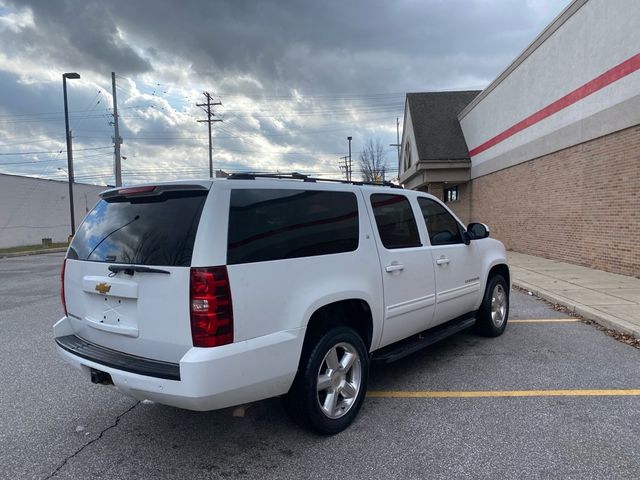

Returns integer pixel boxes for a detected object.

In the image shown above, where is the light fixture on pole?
[62,72,80,237]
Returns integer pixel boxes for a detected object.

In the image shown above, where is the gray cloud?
[0,0,571,184]
[7,0,562,92]
[6,0,151,74]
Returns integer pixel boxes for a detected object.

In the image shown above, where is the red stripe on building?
[468,52,640,157]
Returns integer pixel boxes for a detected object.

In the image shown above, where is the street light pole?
[347,136,352,182]
[62,72,80,237]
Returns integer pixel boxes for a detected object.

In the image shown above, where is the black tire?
[283,326,369,435]
[475,274,509,337]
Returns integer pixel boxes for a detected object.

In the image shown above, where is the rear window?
[67,190,208,266]
[228,189,359,265]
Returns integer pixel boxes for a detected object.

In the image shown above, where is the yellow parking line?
[510,318,579,323]
[367,389,640,398]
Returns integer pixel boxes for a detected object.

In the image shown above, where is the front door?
[367,193,437,347]
[417,197,482,324]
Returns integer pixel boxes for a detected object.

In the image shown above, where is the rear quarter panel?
[195,181,385,349]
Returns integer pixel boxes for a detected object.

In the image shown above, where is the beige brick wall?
[427,183,444,201]
[470,125,640,278]
[446,182,471,225]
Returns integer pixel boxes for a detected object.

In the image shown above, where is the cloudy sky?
[0,0,571,185]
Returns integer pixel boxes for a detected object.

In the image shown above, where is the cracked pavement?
[2,252,639,479]
[43,402,140,480]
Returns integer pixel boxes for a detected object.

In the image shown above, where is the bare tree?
[359,138,388,182]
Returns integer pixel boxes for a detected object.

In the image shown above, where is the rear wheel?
[283,326,369,435]
[476,274,509,337]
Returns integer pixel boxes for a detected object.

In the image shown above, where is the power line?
[0,145,112,156]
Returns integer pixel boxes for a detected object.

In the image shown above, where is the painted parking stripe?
[367,389,640,398]
[509,318,579,323]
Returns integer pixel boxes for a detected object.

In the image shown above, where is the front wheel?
[476,274,509,337]
[283,326,369,435]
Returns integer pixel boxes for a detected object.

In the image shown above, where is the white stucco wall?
[460,0,640,178]
[398,99,420,181]
[0,174,105,248]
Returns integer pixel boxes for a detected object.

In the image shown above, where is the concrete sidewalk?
[508,252,640,337]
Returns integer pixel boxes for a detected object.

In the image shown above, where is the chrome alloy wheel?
[491,283,507,328]
[316,342,362,419]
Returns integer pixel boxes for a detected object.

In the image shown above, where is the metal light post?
[347,136,352,182]
[62,72,80,237]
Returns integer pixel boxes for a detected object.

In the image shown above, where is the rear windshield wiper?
[108,265,170,276]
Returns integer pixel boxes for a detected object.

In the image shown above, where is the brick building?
[399,0,639,278]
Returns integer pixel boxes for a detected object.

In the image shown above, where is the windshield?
[67,190,207,266]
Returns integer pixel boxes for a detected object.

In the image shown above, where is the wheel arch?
[487,263,511,291]
[295,298,375,376]
[305,298,373,348]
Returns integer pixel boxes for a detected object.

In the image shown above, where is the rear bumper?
[56,335,181,380]
[53,316,305,411]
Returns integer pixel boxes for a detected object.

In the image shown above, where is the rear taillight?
[60,258,68,316]
[190,266,234,347]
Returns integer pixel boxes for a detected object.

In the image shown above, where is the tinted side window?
[418,197,463,246]
[370,194,421,249]
[228,189,359,265]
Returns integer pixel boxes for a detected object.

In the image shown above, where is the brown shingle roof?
[406,91,480,160]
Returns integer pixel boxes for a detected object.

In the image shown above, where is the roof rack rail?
[226,172,402,188]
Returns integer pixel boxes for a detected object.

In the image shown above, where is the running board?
[373,314,476,364]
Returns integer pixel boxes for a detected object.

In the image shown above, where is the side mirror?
[467,222,490,240]
[462,231,472,246]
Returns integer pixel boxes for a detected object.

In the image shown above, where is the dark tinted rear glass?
[68,190,207,266]
[370,194,421,249]
[228,189,359,265]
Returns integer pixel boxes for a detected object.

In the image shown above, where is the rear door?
[417,197,482,324]
[63,184,210,363]
[367,193,436,347]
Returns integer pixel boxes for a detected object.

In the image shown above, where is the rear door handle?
[385,264,404,273]
[436,257,450,266]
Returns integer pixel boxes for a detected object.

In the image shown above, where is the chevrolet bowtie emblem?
[95,282,111,294]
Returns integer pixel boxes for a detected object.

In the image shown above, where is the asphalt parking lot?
[1,253,639,480]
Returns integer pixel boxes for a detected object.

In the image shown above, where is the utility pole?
[347,136,352,182]
[111,72,123,187]
[338,156,349,181]
[197,92,222,178]
[390,117,401,175]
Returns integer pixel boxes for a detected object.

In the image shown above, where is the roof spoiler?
[101,184,208,199]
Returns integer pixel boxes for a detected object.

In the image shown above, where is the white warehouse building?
[0,174,104,249]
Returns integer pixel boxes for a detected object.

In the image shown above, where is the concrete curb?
[0,247,67,259]
[513,278,640,338]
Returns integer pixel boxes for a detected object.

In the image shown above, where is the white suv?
[54,174,510,434]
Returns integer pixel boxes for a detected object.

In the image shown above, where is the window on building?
[370,194,421,249]
[403,141,412,171]
[444,186,458,203]
[417,197,464,246]
[227,189,359,264]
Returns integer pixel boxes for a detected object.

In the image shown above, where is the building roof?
[406,91,480,161]
[0,172,106,188]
